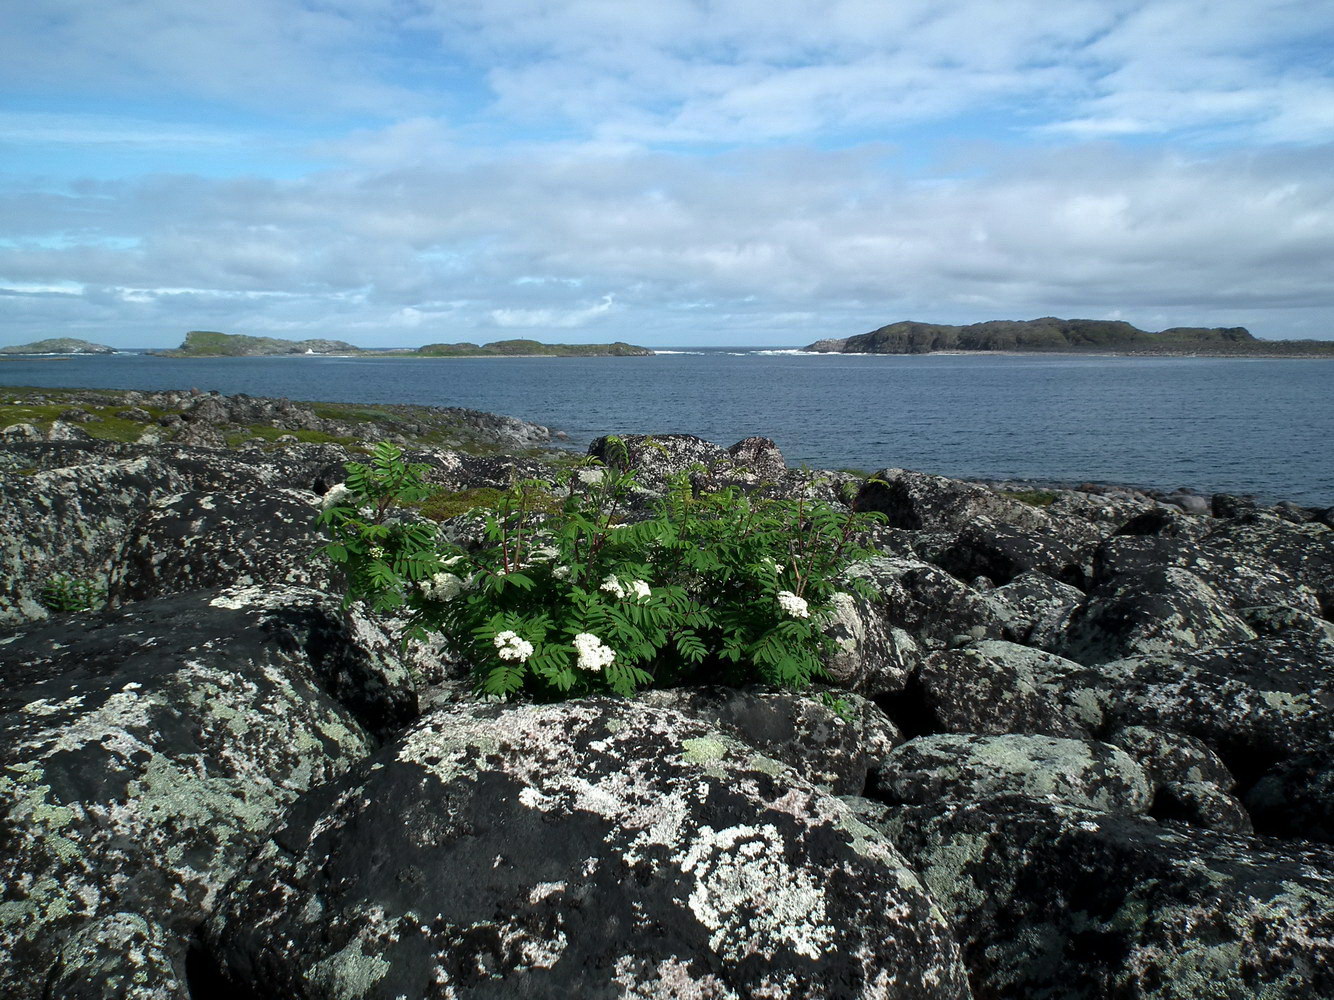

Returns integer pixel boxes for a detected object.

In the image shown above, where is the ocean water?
[2,349,1331,505]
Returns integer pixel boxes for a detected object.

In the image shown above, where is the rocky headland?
[2,388,1333,998]
[148,330,654,358]
[805,317,1334,357]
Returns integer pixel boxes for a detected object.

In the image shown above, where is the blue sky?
[2,0,1333,348]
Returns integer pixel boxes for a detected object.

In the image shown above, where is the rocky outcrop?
[0,585,414,999]
[1,409,1332,996]
[207,700,971,999]
[0,338,116,354]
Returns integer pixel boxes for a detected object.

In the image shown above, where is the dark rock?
[844,556,1004,649]
[1093,534,1321,613]
[724,435,786,479]
[937,516,1089,588]
[108,487,334,602]
[918,641,1103,738]
[45,912,186,1000]
[207,699,972,999]
[855,469,1050,533]
[979,570,1084,647]
[1106,726,1251,833]
[1204,515,1334,615]
[869,800,1334,1000]
[820,590,921,695]
[0,585,413,999]
[1054,567,1256,664]
[1245,748,1334,844]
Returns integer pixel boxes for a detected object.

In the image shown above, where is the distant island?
[805,318,1334,357]
[149,330,654,358]
[0,338,116,355]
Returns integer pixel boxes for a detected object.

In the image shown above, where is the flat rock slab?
[208,699,972,1000]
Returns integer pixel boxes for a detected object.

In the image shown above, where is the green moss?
[1002,489,1060,507]
[416,487,509,521]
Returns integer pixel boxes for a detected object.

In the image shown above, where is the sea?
[2,349,1331,506]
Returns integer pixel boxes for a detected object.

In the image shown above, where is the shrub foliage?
[319,441,883,699]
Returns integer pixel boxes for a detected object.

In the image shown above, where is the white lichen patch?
[613,956,743,1000]
[680,824,833,962]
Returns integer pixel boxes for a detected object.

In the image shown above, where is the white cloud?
[2,139,1333,345]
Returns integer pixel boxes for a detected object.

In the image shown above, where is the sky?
[2,0,1333,348]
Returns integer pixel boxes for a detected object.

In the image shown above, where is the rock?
[44,420,90,442]
[1245,748,1334,844]
[819,590,920,695]
[1092,534,1321,613]
[918,641,1104,737]
[46,913,186,1000]
[207,699,972,999]
[108,487,335,602]
[870,734,1152,816]
[588,433,726,483]
[1163,492,1210,516]
[1204,515,1334,615]
[856,469,1050,533]
[0,585,414,998]
[936,517,1089,589]
[979,570,1084,647]
[1106,726,1251,833]
[869,799,1334,1000]
[1076,633,1334,762]
[843,556,1004,649]
[1,422,41,440]
[725,435,787,479]
[1053,567,1256,664]
[637,686,902,794]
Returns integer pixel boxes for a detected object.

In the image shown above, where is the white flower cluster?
[320,484,353,511]
[419,571,465,602]
[599,575,651,601]
[493,630,534,662]
[777,590,810,619]
[573,632,616,672]
[367,545,386,561]
[577,467,605,485]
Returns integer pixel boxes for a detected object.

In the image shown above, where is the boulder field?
[1,401,1333,999]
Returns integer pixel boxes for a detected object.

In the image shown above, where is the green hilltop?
[805,318,1334,356]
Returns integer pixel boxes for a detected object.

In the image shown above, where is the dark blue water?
[2,350,1331,505]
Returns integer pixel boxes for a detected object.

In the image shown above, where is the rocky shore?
[2,391,1333,999]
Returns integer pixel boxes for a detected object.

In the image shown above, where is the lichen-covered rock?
[108,487,334,602]
[1105,726,1251,833]
[856,470,1051,533]
[45,912,186,1000]
[844,556,1004,649]
[866,800,1334,1000]
[918,641,1104,737]
[588,433,727,482]
[1245,748,1334,844]
[979,570,1084,648]
[637,686,901,795]
[207,700,972,1000]
[820,590,920,694]
[1054,567,1256,664]
[870,734,1152,816]
[937,517,1089,589]
[725,435,786,479]
[1092,534,1321,614]
[0,584,414,999]
[1090,633,1334,760]
[1204,514,1334,615]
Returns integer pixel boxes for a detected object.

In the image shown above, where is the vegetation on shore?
[148,330,654,358]
[805,317,1334,357]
